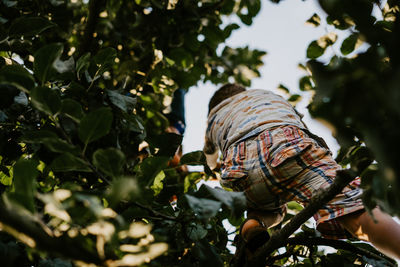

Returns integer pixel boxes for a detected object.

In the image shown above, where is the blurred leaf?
[38,258,73,267]
[78,107,113,145]
[9,17,56,37]
[288,94,301,102]
[50,153,91,172]
[30,86,61,115]
[10,158,38,212]
[192,239,224,267]
[306,13,321,27]
[106,90,137,113]
[169,48,193,69]
[277,84,290,94]
[306,40,325,59]
[33,43,63,84]
[0,65,35,92]
[299,76,313,91]
[107,177,139,207]
[92,148,125,179]
[340,33,359,55]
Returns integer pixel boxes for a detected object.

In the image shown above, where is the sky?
[182,0,342,157]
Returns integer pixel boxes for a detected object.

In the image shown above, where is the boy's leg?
[338,208,400,259]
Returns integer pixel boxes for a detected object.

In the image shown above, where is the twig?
[132,201,179,221]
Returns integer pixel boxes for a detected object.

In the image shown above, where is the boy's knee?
[337,210,370,240]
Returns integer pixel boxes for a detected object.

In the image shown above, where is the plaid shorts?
[220,125,364,239]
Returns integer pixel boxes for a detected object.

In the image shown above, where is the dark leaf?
[10,158,38,212]
[33,43,63,84]
[92,47,117,77]
[299,76,313,91]
[0,65,35,92]
[30,86,61,115]
[9,17,56,37]
[106,90,137,113]
[76,52,91,79]
[60,99,85,122]
[180,150,206,165]
[92,148,125,179]
[50,153,91,172]
[186,223,208,241]
[78,107,113,145]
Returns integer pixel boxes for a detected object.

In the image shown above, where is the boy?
[203,83,400,260]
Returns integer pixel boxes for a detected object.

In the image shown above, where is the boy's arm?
[203,138,219,170]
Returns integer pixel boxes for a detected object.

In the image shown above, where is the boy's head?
[208,83,246,114]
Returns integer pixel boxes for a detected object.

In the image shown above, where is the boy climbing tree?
[203,83,400,264]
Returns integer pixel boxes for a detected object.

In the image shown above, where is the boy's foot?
[231,218,270,266]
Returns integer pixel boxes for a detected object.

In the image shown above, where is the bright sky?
[182,0,341,156]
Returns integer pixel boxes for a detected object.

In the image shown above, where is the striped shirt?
[204,89,306,156]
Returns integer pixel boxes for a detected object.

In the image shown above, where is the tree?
[0,0,398,266]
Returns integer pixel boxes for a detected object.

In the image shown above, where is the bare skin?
[338,208,400,259]
[241,208,400,259]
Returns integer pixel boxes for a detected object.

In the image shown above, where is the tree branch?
[246,170,356,266]
[280,236,397,266]
[79,0,105,56]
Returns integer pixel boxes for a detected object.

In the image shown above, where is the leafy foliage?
[0,0,263,266]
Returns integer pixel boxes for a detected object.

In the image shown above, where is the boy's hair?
[208,83,246,113]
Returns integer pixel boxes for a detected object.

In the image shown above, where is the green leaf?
[22,131,78,154]
[9,17,56,37]
[299,76,313,91]
[306,40,325,59]
[50,153,91,172]
[107,177,139,207]
[195,184,246,218]
[0,65,35,92]
[180,150,206,165]
[92,148,125,179]
[30,86,61,115]
[78,107,113,145]
[138,156,169,186]
[10,158,39,212]
[60,99,85,122]
[185,194,221,220]
[186,223,208,241]
[340,33,359,55]
[287,94,301,102]
[76,52,91,79]
[277,84,290,94]
[305,13,321,27]
[106,90,137,113]
[169,48,194,69]
[150,170,165,196]
[33,43,63,84]
[184,172,202,193]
